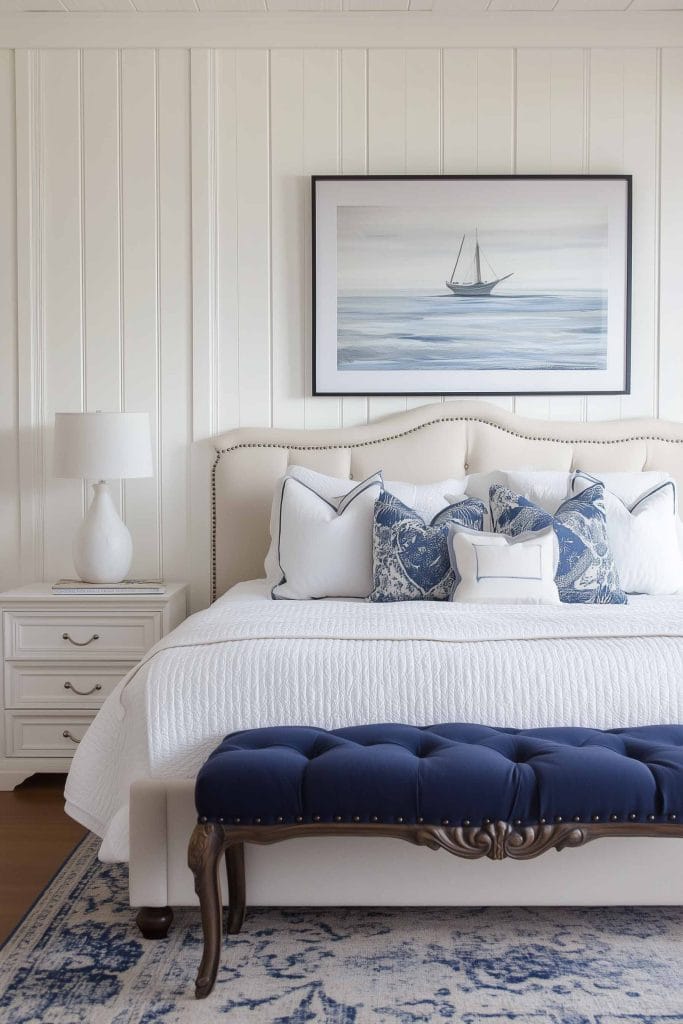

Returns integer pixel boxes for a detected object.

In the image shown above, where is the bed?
[64,399,683,914]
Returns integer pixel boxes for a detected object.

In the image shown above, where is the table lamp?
[54,411,153,584]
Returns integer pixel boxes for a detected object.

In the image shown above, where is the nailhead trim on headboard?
[210,413,683,601]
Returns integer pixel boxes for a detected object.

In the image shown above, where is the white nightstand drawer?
[4,611,160,660]
[5,662,132,709]
[6,711,96,757]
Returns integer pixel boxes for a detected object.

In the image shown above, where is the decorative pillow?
[264,467,467,582]
[463,470,572,528]
[572,472,683,594]
[448,524,560,605]
[490,482,627,605]
[272,472,382,600]
[370,491,486,602]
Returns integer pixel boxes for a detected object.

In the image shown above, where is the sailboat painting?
[313,176,631,397]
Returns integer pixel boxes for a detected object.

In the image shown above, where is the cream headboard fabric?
[211,399,683,600]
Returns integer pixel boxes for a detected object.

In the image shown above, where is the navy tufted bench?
[188,723,683,998]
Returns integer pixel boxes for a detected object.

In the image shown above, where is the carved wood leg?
[135,906,174,939]
[225,842,246,935]
[188,823,225,999]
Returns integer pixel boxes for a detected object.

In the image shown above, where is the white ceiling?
[2,0,683,11]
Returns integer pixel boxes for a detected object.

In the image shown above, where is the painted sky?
[337,202,609,293]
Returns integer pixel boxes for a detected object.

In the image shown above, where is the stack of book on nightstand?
[52,579,167,596]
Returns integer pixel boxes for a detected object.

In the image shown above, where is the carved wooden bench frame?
[187,818,683,999]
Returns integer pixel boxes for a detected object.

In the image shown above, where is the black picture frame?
[312,174,632,398]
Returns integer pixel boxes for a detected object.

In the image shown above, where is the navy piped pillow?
[370,490,486,602]
[490,482,627,605]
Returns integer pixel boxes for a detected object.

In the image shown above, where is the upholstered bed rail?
[211,400,683,599]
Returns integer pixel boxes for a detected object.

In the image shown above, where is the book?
[52,579,166,596]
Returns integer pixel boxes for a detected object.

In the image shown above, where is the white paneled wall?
[3,40,683,606]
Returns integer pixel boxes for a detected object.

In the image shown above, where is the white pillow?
[272,473,382,600]
[264,466,467,582]
[448,524,560,605]
[465,470,572,523]
[572,471,683,594]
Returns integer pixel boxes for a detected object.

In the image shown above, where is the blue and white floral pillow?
[370,491,486,602]
[489,482,627,605]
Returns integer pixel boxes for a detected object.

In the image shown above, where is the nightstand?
[0,583,188,790]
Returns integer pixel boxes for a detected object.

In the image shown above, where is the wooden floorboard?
[0,773,86,944]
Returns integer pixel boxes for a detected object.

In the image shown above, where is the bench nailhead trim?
[629,813,637,820]
[592,815,600,822]
[573,816,581,822]
[313,815,321,822]
[397,817,404,823]
[372,816,379,822]
[255,818,261,824]
[670,813,678,821]
[296,816,303,822]
[463,819,471,826]
[610,814,619,821]
[648,814,656,821]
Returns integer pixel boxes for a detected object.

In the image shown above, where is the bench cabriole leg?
[225,842,246,935]
[188,823,225,999]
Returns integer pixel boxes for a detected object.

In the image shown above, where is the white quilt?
[64,582,683,862]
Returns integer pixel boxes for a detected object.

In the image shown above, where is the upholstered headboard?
[211,399,683,600]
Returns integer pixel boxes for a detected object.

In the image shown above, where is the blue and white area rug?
[1,834,683,1023]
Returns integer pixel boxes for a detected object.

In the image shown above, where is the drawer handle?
[62,632,100,647]
[64,681,102,697]
[62,730,81,744]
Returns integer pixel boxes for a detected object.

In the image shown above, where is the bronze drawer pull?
[62,632,100,647]
[64,680,102,696]
[62,730,81,744]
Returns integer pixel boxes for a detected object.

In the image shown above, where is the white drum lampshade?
[54,412,153,584]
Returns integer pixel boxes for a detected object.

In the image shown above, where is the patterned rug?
[1,835,682,1024]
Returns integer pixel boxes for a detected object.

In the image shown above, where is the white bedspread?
[64,582,683,862]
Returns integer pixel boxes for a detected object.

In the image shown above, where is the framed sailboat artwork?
[312,175,631,397]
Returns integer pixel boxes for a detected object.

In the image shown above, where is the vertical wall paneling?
[15,49,44,584]
[214,50,239,432]
[367,48,408,422]
[81,48,122,526]
[158,48,191,583]
[442,49,478,174]
[190,49,218,442]
[619,49,658,421]
[0,50,20,592]
[235,50,272,428]
[120,49,161,578]
[339,47,368,428]
[41,50,84,582]
[270,49,306,429]
[659,48,683,421]
[303,49,341,429]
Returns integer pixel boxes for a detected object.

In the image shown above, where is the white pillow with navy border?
[572,470,683,594]
[264,465,467,582]
[272,471,384,600]
[448,523,560,605]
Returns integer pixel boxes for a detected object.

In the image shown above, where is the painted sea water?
[337,288,608,373]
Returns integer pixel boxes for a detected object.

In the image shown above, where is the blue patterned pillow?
[490,482,627,605]
[370,491,486,602]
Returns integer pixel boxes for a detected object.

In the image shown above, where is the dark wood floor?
[0,773,86,944]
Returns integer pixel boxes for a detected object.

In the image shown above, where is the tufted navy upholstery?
[195,723,683,828]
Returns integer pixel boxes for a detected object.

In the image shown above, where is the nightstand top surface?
[0,582,188,602]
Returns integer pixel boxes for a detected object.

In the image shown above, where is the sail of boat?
[446,232,513,297]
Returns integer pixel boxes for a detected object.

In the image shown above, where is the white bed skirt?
[130,779,683,908]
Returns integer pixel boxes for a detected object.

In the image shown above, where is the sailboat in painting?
[446,232,513,296]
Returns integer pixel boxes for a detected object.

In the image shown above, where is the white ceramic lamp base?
[73,481,133,584]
